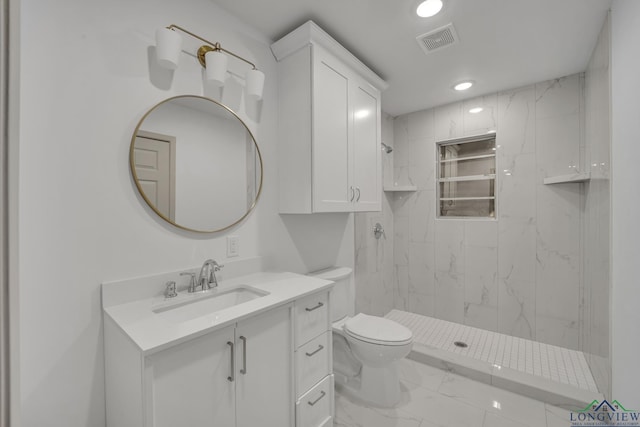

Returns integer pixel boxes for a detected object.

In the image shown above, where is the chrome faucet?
[197,259,224,291]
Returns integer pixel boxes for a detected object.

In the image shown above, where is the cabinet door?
[235,305,293,427]
[145,325,235,427]
[352,82,381,212]
[312,46,353,212]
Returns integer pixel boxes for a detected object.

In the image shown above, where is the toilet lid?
[344,314,413,345]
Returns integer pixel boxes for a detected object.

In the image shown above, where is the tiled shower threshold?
[385,310,604,409]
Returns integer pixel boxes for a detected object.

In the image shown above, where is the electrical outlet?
[227,235,239,257]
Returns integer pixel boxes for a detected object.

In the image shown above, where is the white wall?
[611,0,640,407]
[582,14,611,398]
[18,0,354,425]
[7,0,22,424]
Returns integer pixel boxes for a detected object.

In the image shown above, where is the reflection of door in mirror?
[133,130,176,221]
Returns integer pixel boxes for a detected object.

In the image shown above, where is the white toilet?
[309,267,413,407]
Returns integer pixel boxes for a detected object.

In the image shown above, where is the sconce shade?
[205,50,228,87]
[155,28,182,69]
[245,69,265,101]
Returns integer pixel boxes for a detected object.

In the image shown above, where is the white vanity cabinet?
[105,304,293,427]
[272,21,387,214]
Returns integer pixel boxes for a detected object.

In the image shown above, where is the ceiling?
[212,0,611,117]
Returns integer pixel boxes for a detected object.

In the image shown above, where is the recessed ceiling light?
[453,81,473,91]
[469,107,483,114]
[416,0,443,18]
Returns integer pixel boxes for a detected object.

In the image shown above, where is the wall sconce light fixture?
[155,24,265,101]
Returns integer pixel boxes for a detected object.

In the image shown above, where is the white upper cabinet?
[272,21,387,213]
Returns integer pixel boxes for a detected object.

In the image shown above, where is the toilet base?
[335,361,402,408]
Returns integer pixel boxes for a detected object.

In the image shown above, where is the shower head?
[381,142,393,153]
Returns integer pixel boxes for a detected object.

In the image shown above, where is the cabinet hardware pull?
[240,336,247,375]
[227,341,234,382]
[305,344,324,357]
[350,186,355,202]
[356,187,361,202]
[307,391,326,406]
[305,302,324,312]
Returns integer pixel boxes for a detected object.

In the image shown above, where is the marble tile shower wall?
[354,113,396,316]
[392,74,585,351]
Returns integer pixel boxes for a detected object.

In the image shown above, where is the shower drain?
[453,341,468,348]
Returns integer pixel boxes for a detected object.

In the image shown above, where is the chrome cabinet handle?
[305,344,324,357]
[307,391,326,406]
[240,336,247,375]
[227,341,234,382]
[356,187,361,202]
[305,302,324,312]
[350,186,355,202]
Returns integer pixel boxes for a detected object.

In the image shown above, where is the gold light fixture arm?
[166,24,258,70]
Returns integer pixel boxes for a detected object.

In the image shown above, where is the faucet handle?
[180,272,197,293]
[164,281,177,298]
[207,262,224,287]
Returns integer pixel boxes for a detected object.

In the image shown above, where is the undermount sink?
[153,285,269,323]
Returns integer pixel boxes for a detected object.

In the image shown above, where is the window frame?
[435,134,498,220]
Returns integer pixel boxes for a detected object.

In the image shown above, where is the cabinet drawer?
[295,292,329,347]
[296,332,331,397]
[296,374,333,427]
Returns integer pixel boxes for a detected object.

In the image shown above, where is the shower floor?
[385,309,602,408]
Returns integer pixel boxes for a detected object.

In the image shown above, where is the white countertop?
[103,271,333,355]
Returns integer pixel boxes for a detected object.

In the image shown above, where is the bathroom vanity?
[102,265,334,427]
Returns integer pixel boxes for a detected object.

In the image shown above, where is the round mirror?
[130,95,263,233]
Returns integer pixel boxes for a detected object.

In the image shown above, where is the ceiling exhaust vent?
[416,23,459,54]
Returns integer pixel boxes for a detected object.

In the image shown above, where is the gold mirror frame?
[129,95,263,233]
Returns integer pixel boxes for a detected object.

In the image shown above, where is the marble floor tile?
[482,411,529,427]
[334,361,578,427]
[334,393,423,427]
[545,404,573,427]
[392,385,485,427]
[396,358,447,391]
[437,372,547,426]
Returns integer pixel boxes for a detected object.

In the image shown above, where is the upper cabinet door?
[312,47,353,213]
[351,82,381,212]
[146,325,236,427]
[272,21,387,214]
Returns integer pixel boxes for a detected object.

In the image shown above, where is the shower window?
[437,135,496,218]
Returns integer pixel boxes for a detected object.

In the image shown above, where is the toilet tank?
[308,266,354,322]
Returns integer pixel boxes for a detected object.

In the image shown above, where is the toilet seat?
[343,313,413,346]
